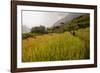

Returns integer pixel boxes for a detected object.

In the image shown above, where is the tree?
[31,25,47,34]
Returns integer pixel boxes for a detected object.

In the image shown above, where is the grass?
[22,28,90,62]
[75,28,90,59]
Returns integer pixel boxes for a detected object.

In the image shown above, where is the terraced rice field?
[22,28,90,62]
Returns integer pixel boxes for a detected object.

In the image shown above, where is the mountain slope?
[52,13,83,27]
[50,14,90,33]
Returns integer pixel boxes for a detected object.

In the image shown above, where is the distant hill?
[49,14,90,33]
[22,25,30,33]
[52,13,83,27]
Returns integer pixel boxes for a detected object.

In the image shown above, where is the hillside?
[52,13,83,27]
[50,14,90,33]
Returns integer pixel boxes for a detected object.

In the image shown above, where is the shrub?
[31,25,47,34]
[22,33,34,39]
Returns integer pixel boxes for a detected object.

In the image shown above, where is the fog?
[22,11,69,28]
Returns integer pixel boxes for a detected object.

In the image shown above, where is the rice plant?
[22,28,89,62]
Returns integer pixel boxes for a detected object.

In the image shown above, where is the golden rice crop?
[22,29,89,62]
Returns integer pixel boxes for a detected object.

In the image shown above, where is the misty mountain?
[50,14,90,33]
[52,13,83,27]
[22,25,30,33]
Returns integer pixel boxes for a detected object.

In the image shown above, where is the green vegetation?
[31,25,47,34]
[75,28,90,59]
[22,33,34,39]
[22,14,90,62]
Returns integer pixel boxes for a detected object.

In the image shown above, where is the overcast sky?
[22,11,69,28]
